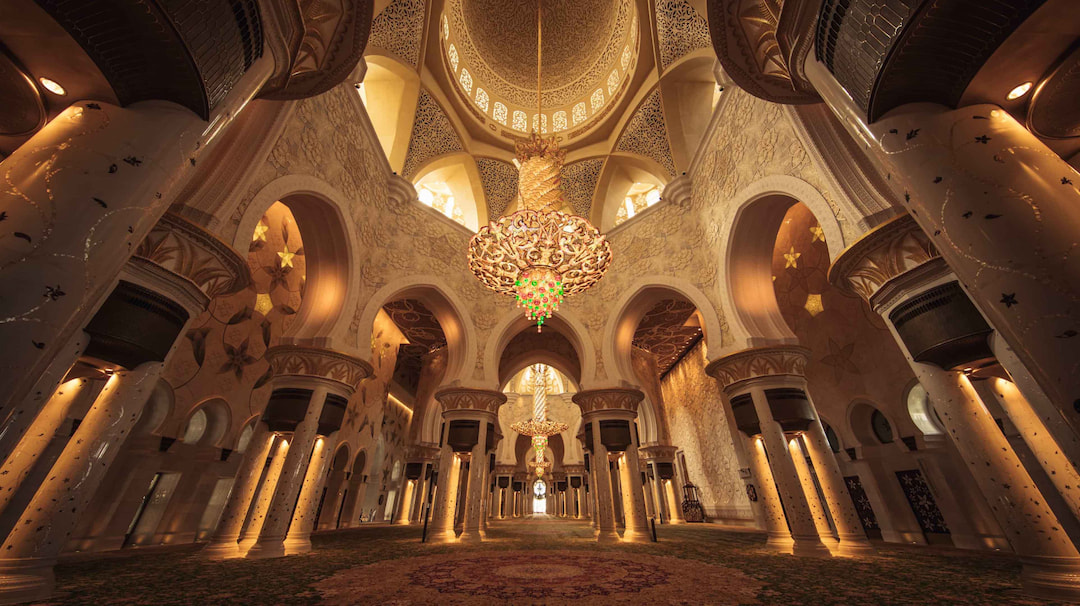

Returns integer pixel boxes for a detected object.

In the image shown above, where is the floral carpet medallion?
[314,549,762,605]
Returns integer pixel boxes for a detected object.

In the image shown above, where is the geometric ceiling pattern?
[401,90,464,180]
[616,89,677,177]
[476,157,519,219]
[368,0,426,67]
[632,298,702,376]
[655,0,711,70]
[383,299,448,396]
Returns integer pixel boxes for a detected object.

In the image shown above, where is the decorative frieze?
[264,345,372,392]
[135,212,251,299]
[572,388,644,416]
[827,214,939,303]
[435,387,506,414]
[704,346,810,392]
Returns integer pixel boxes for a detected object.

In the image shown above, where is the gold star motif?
[252,221,269,242]
[254,293,273,316]
[783,246,801,269]
[278,243,296,268]
[809,225,825,243]
[804,294,824,317]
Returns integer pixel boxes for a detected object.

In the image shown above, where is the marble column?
[431,388,504,542]
[974,378,1080,530]
[238,436,291,553]
[747,436,794,552]
[575,389,647,543]
[283,434,339,555]
[789,438,839,553]
[808,58,1080,431]
[830,215,1080,599]
[640,445,684,524]
[619,433,650,542]
[203,422,275,558]
[246,346,370,559]
[429,443,462,542]
[0,363,163,603]
[801,401,876,557]
[0,53,270,425]
[707,350,831,557]
[0,375,104,521]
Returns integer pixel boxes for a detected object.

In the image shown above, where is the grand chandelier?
[466,0,612,331]
[512,364,567,479]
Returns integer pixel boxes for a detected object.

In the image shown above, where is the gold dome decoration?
[441,0,638,138]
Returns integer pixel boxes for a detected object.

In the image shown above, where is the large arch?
[234,175,361,351]
[484,307,596,388]
[354,275,476,386]
[717,175,846,348]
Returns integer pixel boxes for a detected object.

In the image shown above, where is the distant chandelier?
[466,0,612,331]
[512,364,568,479]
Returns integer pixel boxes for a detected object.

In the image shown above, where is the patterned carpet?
[40,517,1064,605]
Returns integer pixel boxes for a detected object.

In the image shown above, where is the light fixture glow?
[39,77,66,96]
[1007,82,1033,100]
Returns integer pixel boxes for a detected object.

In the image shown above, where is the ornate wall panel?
[368,0,426,67]
[661,343,751,519]
[475,158,519,218]
[656,0,711,71]
[561,159,604,218]
[616,90,677,178]
[401,90,464,180]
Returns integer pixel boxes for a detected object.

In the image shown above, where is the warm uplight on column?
[39,77,66,96]
[1006,82,1033,100]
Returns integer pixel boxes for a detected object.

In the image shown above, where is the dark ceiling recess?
[0,48,45,137]
[817,0,1046,122]
[34,0,263,119]
[383,299,446,397]
[632,298,702,377]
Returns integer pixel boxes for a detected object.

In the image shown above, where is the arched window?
[459,68,473,94]
[907,383,944,436]
[475,88,489,113]
[182,409,208,444]
[871,409,894,444]
[416,183,465,226]
[493,102,508,125]
[590,88,604,112]
[447,44,459,72]
[512,110,528,132]
[572,102,587,125]
[607,69,619,95]
[613,183,663,226]
[552,111,567,132]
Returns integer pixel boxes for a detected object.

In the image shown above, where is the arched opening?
[412,152,488,231]
[594,154,670,231]
[181,399,229,447]
[658,53,719,170]
[359,55,422,172]
[906,382,945,437]
[245,193,352,342]
[849,401,897,447]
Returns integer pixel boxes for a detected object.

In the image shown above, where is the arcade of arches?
[0,0,1079,604]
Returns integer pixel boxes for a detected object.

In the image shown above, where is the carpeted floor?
[39,517,1064,605]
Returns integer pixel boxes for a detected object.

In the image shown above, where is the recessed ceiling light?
[39,77,66,96]
[1006,81,1032,100]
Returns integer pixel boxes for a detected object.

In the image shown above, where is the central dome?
[462,0,619,92]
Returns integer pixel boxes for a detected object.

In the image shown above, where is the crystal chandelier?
[466,0,612,331]
[512,364,567,479]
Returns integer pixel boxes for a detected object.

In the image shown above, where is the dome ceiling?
[461,0,620,93]
[442,0,638,139]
